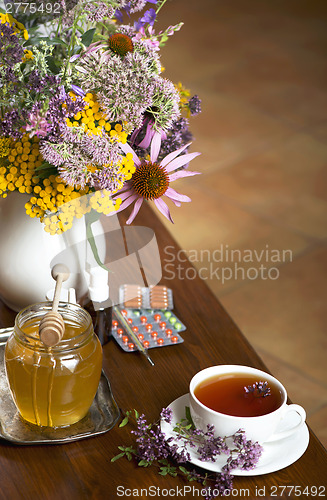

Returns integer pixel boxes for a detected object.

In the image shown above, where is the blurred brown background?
[154,0,327,447]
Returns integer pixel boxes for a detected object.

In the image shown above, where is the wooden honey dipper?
[39,264,70,347]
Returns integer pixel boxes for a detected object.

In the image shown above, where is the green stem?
[56,14,62,38]
[62,5,80,80]
[156,0,168,15]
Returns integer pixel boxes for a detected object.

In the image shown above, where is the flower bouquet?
[0,0,201,237]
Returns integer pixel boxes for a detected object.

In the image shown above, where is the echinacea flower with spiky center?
[131,161,169,200]
[108,33,134,57]
[112,132,200,224]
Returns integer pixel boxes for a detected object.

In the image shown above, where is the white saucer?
[160,394,309,476]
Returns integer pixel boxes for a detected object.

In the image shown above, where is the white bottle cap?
[88,266,110,303]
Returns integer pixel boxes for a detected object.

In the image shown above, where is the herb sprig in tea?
[244,381,271,398]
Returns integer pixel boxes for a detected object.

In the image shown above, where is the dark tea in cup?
[190,365,306,443]
[194,372,283,417]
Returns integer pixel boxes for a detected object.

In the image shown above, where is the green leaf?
[35,161,52,170]
[179,466,189,475]
[32,36,68,47]
[118,446,135,453]
[159,464,177,477]
[111,452,125,462]
[46,56,60,75]
[85,211,111,272]
[35,163,58,179]
[119,416,129,428]
[134,409,139,420]
[51,37,68,47]
[81,28,96,47]
[185,406,195,428]
[138,460,150,467]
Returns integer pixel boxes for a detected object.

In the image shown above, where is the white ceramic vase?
[0,192,105,312]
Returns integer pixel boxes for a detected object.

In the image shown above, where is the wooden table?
[0,205,326,500]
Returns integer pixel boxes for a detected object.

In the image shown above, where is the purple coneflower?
[113,132,200,224]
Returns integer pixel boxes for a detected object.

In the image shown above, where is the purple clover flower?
[132,25,160,50]
[25,112,49,138]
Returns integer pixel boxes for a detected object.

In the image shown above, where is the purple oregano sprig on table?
[112,407,263,499]
[244,381,271,398]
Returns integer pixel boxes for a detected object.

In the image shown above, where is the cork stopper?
[39,264,70,347]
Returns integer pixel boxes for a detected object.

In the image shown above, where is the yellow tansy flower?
[22,49,34,62]
[0,13,29,40]
[0,138,11,158]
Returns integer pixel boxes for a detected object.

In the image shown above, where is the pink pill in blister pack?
[111,307,185,352]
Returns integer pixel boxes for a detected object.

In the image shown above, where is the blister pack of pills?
[111,308,185,352]
[119,284,174,310]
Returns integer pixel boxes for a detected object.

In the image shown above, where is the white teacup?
[189,365,306,444]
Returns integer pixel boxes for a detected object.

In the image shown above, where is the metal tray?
[0,328,120,445]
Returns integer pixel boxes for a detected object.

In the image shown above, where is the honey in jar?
[5,302,103,428]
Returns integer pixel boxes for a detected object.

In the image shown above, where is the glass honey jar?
[5,302,103,428]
